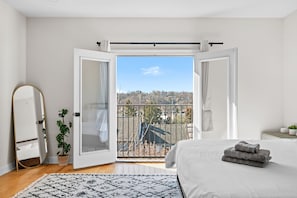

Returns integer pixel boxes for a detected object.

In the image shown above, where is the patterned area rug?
[14,173,183,198]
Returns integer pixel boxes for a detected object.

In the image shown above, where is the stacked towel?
[222,141,271,168]
[235,141,260,153]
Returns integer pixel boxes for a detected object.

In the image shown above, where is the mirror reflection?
[13,85,47,170]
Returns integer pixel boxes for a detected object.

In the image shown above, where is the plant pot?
[57,155,69,166]
[280,128,289,133]
[288,129,297,135]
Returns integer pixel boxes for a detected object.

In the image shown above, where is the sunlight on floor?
[113,162,176,174]
[136,162,176,173]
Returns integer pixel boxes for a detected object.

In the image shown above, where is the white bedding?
[166,139,297,198]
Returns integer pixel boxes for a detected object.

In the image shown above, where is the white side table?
[261,131,297,140]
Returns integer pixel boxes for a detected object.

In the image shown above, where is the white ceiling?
[4,0,297,18]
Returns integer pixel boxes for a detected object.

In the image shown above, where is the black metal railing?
[117,104,193,158]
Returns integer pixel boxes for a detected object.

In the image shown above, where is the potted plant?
[288,125,297,135]
[56,108,72,166]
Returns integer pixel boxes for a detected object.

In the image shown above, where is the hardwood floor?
[0,162,175,198]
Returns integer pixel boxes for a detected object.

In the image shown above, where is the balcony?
[117,104,193,159]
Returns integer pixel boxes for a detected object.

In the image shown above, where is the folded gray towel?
[222,155,268,168]
[224,147,271,163]
[235,141,260,153]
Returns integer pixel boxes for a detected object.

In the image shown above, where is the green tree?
[144,102,162,124]
[173,114,186,124]
[125,99,136,117]
[185,107,192,123]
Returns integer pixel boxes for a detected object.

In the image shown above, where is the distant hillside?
[117,90,193,105]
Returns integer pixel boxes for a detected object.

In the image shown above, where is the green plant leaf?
[56,108,72,156]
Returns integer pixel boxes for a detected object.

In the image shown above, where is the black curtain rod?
[96,41,223,47]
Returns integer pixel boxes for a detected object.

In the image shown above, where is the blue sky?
[117,56,193,93]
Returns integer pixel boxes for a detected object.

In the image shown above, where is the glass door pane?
[193,48,238,139]
[81,59,109,153]
[200,59,228,139]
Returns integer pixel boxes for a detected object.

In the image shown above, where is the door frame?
[73,47,238,166]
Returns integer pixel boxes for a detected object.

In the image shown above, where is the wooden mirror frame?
[12,84,48,171]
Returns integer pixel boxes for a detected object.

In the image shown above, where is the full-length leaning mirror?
[12,84,48,170]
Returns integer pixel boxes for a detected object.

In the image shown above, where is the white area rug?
[14,173,183,197]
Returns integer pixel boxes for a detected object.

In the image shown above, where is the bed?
[165,139,297,198]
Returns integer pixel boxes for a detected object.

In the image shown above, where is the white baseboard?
[0,162,15,176]
[45,156,58,164]
[45,156,73,164]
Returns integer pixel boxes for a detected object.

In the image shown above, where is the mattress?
[166,139,297,198]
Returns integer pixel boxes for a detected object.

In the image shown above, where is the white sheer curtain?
[96,62,109,143]
[200,40,213,131]
[91,41,110,144]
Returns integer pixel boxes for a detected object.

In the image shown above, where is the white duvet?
[166,139,297,198]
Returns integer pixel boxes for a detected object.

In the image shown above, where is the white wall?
[27,18,283,160]
[283,10,297,127]
[0,0,26,175]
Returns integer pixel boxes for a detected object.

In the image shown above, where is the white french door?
[193,48,238,140]
[73,48,116,169]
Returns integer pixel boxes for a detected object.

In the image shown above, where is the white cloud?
[117,88,127,93]
[141,66,161,76]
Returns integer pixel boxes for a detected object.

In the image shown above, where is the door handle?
[74,112,80,117]
[36,120,44,124]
